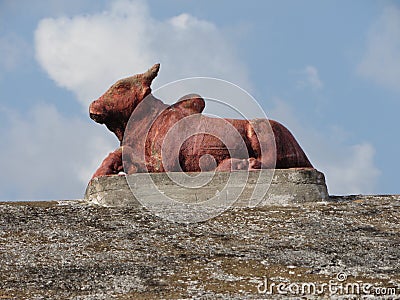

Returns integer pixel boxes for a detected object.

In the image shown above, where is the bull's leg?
[247,120,277,168]
[91,147,123,179]
[216,158,261,172]
[248,157,262,169]
[122,145,147,174]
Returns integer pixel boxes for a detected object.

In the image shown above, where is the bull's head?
[89,63,160,142]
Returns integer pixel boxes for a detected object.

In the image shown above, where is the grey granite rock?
[0,195,399,299]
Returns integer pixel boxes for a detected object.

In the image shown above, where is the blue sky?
[0,0,399,200]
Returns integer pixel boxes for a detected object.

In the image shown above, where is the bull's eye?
[116,84,127,90]
[113,83,130,95]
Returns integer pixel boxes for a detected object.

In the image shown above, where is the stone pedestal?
[85,169,328,207]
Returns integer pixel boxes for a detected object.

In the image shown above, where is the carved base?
[85,169,329,207]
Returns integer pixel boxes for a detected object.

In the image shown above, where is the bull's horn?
[143,63,160,84]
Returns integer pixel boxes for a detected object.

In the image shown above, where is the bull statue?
[89,64,313,178]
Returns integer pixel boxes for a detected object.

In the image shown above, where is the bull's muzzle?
[89,100,106,124]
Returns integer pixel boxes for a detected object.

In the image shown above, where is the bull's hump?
[173,94,205,114]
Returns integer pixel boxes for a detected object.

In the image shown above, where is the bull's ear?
[142,63,160,85]
[137,64,160,100]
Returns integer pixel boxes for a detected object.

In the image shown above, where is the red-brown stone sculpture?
[89,64,313,179]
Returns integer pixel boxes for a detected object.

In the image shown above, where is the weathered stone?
[89,64,313,178]
[85,169,329,207]
[0,196,399,299]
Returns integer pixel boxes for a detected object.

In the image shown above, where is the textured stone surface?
[0,195,399,299]
[85,169,329,207]
[89,64,313,179]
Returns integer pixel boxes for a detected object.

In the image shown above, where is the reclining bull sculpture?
[89,64,313,178]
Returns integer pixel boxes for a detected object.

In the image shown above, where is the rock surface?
[0,195,399,299]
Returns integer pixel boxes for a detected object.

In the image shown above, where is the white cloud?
[0,105,117,200]
[296,65,323,90]
[269,99,380,195]
[358,5,400,92]
[34,0,251,107]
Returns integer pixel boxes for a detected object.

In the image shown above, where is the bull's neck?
[105,121,125,143]
[114,94,167,145]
